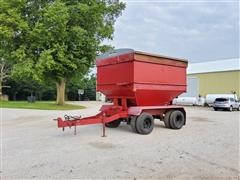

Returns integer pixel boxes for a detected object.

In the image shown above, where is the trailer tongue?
[55,49,188,136]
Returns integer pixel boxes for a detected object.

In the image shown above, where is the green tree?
[0,58,11,97]
[0,0,27,98]
[4,77,56,101]
[1,0,125,105]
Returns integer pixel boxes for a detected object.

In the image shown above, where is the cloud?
[109,1,239,62]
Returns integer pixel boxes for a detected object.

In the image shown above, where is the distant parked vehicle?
[213,97,240,111]
[173,97,205,106]
[206,94,238,106]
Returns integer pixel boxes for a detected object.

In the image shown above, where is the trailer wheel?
[105,120,121,128]
[130,116,139,133]
[164,110,173,128]
[136,113,154,135]
[169,110,185,129]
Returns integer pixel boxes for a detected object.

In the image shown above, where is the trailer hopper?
[56,49,188,136]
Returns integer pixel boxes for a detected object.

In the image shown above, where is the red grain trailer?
[56,49,188,136]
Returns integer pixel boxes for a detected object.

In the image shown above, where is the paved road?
[1,101,239,179]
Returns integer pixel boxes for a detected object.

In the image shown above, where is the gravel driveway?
[1,101,239,179]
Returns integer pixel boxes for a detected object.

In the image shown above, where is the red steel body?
[56,49,188,135]
[97,49,187,106]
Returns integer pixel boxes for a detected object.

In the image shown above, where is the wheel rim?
[175,114,184,128]
[143,118,152,129]
[230,106,233,111]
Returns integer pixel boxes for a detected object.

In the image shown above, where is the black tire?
[105,120,121,128]
[229,106,233,112]
[136,113,154,135]
[169,110,185,129]
[164,110,173,128]
[237,106,240,111]
[130,116,139,133]
[213,107,218,111]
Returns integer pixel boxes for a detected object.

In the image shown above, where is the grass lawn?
[0,101,85,110]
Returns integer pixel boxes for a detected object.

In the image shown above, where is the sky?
[107,0,239,63]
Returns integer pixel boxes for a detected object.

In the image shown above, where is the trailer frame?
[56,98,186,136]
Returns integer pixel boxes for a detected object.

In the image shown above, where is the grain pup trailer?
[55,49,188,136]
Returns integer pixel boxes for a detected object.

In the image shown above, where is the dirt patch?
[88,141,115,149]
[3,105,239,179]
[190,117,214,122]
[3,115,48,126]
[13,115,47,121]
[182,151,239,174]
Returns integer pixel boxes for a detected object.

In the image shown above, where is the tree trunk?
[37,91,42,101]
[0,77,3,100]
[0,76,2,96]
[13,92,17,100]
[56,79,66,105]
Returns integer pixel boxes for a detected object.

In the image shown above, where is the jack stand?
[102,122,106,137]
